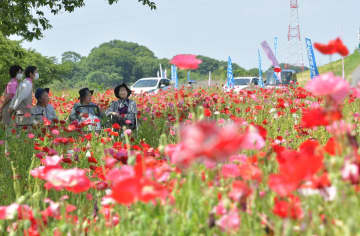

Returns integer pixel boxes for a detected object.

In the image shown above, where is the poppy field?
[1,72,360,235]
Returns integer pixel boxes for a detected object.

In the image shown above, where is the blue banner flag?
[171,65,174,81]
[258,49,264,88]
[305,38,319,79]
[175,66,178,89]
[273,37,280,82]
[227,56,234,88]
[171,65,178,89]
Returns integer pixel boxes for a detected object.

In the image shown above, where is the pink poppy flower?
[51,129,60,136]
[221,164,241,178]
[216,209,241,232]
[0,203,20,220]
[305,73,350,104]
[124,129,132,136]
[44,168,91,193]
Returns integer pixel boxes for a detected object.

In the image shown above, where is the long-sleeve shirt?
[105,99,137,125]
[9,78,33,126]
[31,104,58,124]
[5,78,18,98]
[1,78,19,125]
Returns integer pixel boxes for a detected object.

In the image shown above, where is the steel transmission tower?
[287,0,304,68]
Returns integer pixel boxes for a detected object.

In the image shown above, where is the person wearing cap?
[31,88,58,124]
[106,83,137,130]
[69,88,103,122]
[0,65,23,126]
[9,66,39,127]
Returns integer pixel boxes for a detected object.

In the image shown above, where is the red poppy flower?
[228,181,252,202]
[62,158,72,164]
[204,108,212,117]
[301,107,342,128]
[112,123,120,129]
[81,113,89,118]
[88,156,98,164]
[314,42,336,55]
[274,67,281,73]
[314,37,349,57]
[43,117,52,126]
[324,137,341,156]
[273,195,303,220]
[111,175,167,205]
[269,140,323,196]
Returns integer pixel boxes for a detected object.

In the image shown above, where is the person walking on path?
[0,65,23,126]
[8,66,38,127]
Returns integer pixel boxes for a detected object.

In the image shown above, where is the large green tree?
[86,47,136,82]
[61,51,82,63]
[0,33,26,92]
[59,40,163,88]
[0,0,156,41]
[0,32,66,92]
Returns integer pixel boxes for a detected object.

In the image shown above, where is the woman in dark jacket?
[106,83,137,130]
[69,88,104,131]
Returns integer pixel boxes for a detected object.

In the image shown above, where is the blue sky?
[18,0,360,70]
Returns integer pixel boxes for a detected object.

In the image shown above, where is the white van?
[131,77,171,94]
[223,77,258,92]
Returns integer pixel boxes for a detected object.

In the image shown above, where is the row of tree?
[3,34,305,91]
[54,40,260,89]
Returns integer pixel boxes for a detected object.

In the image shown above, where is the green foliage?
[55,40,149,88]
[0,32,26,92]
[0,0,156,41]
[86,71,121,88]
[0,33,64,93]
[197,56,223,74]
[61,51,82,63]
[297,50,360,85]
[86,45,136,83]
[54,41,261,89]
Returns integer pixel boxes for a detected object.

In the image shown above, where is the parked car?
[131,78,171,94]
[223,77,258,92]
[265,69,297,88]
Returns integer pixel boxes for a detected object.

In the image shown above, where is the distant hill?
[53,40,260,89]
[297,50,360,85]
